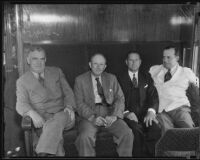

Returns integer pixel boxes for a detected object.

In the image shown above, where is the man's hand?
[64,107,75,121]
[126,112,138,122]
[105,116,117,128]
[28,110,45,128]
[94,116,107,126]
[144,110,158,127]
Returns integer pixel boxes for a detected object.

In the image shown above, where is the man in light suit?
[74,53,133,157]
[149,45,198,134]
[16,46,76,156]
[118,52,161,157]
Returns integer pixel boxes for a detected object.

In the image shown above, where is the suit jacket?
[74,71,125,119]
[118,69,159,120]
[16,66,76,117]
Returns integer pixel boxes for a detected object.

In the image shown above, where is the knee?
[122,127,134,141]
[78,131,95,142]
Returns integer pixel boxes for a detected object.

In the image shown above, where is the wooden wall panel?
[21,4,195,44]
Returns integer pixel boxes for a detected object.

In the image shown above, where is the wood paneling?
[21,4,195,44]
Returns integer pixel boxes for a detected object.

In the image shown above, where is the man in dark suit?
[118,52,161,157]
[74,53,133,157]
[16,46,76,156]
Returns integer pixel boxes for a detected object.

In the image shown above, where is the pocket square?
[144,84,148,88]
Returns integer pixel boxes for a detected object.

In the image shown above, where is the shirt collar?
[163,64,179,75]
[91,73,102,83]
[128,70,138,80]
[31,71,44,79]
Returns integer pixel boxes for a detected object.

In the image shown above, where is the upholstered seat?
[21,114,117,157]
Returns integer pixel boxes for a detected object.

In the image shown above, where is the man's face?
[89,55,106,77]
[27,50,46,73]
[126,53,141,72]
[163,48,179,69]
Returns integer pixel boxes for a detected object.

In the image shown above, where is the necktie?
[164,69,172,82]
[38,73,44,86]
[95,77,106,103]
[132,74,138,88]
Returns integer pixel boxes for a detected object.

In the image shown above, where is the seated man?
[16,46,76,156]
[74,53,133,157]
[118,51,161,157]
[149,45,199,134]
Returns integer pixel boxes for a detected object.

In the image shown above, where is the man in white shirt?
[149,45,198,134]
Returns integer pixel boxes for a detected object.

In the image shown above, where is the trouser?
[157,105,194,136]
[75,119,133,157]
[124,118,161,157]
[34,111,75,156]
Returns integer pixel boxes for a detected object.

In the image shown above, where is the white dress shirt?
[128,70,138,83]
[149,64,197,113]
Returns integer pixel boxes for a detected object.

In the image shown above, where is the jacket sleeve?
[146,73,159,113]
[58,68,76,111]
[16,79,33,116]
[74,77,95,119]
[111,76,125,119]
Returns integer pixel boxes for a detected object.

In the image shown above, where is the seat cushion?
[63,127,117,157]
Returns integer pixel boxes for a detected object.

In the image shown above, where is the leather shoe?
[38,153,55,157]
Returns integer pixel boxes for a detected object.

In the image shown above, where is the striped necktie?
[38,73,44,86]
[132,73,138,88]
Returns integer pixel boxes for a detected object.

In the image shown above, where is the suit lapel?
[87,72,95,103]
[101,72,109,97]
[138,72,146,105]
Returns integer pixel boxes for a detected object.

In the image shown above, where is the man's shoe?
[38,153,55,157]
[38,152,48,157]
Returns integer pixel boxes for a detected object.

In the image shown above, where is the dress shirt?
[128,70,138,83]
[31,71,45,80]
[149,64,197,113]
[163,64,178,79]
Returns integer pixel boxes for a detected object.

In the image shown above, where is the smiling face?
[163,48,179,69]
[89,54,107,77]
[27,50,46,73]
[126,53,141,72]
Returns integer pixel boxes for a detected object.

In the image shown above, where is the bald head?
[89,53,107,77]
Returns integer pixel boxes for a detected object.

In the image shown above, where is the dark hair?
[27,45,46,56]
[163,45,179,56]
[90,53,106,63]
[126,51,141,60]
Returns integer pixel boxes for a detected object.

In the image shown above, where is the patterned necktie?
[95,77,105,102]
[38,73,44,86]
[164,69,172,82]
[132,74,138,88]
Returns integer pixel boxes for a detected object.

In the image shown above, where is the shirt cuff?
[123,110,130,114]
[148,108,156,114]
[64,105,73,112]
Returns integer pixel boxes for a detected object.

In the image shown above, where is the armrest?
[21,116,33,130]
[155,127,200,156]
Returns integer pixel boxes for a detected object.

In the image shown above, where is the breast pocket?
[106,89,114,104]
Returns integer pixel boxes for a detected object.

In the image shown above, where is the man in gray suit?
[74,53,133,157]
[16,46,76,156]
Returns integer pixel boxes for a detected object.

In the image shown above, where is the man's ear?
[125,60,128,65]
[104,64,107,70]
[176,56,179,61]
[89,62,91,69]
[27,56,30,65]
